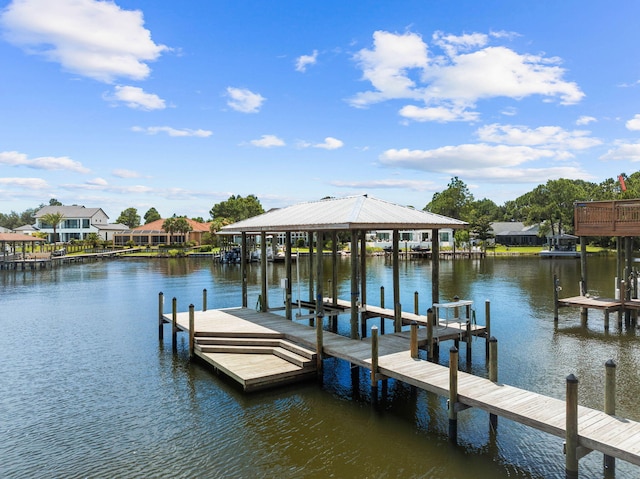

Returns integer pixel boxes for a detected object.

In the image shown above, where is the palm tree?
[162,216,177,244]
[40,212,65,244]
[173,217,193,244]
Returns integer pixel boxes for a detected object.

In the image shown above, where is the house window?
[400,232,412,241]
[63,219,79,229]
[440,232,449,242]
[421,232,429,241]
[82,219,90,228]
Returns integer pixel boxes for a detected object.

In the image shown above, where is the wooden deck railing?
[575,200,640,236]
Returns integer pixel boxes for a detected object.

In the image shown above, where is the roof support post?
[308,232,315,304]
[285,231,292,320]
[432,229,440,305]
[331,231,338,306]
[350,230,359,339]
[392,230,400,329]
[241,232,248,308]
[316,230,324,320]
[360,230,368,332]
[260,231,268,312]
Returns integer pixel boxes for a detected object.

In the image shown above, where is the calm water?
[1,255,638,478]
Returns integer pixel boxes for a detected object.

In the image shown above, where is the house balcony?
[574,200,640,237]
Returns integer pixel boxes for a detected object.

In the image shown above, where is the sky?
[2,0,640,222]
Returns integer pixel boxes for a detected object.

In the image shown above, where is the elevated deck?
[575,199,640,237]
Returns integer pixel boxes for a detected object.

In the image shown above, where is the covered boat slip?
[558,199,640,324]
[218,195,470,341]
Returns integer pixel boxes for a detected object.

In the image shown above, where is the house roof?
[0,233,44,242]
[491,222,539,236]
[118,218,211,234]
[94,223,129,231]
[220,195,468,233]
[35,205,108,219]
[14,224,39,231]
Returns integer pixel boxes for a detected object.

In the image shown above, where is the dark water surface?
[1,255,638,478]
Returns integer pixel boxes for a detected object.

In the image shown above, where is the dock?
[162,305,640,472]
[0,247,141,270]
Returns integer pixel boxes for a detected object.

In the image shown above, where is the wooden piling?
[489,337,498,429]
[316,312,324,376]
[202,288,207,312]
[158,292,164,340]
[466,319,472,363]
[485,300,491,359]
[410,321,418,359]
[371,325,379,388]
[172,297,177,350]
[427,308,434,361]
[414,291,419,315]
[553,275,560,323]
[188,304,195,358]
[394,302,402,333]
[565,374,579,479]
[380,286,385,334]
[604,359,616,476]
[448,346,459,443]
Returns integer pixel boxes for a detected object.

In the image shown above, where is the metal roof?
[219,195,467,233]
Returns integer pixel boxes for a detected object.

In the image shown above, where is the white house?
[34,206,126,243]
[368,228,456,250]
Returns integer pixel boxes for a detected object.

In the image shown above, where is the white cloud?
[86,177,108,186]
[226,87,265,113]
[250,134,285,148]
[577,115,597,126]
[600,142,640,161]
[330,179,433,191]
[625,114,640,131]
[399,105,479,122]
[379,143,593,183]
[476,124,601,150]
[350,30,584,121]
[0,0,168,83]
[131,126,212,137]
[295,50,318,72]
[112,169,141,179]
[0,150,89,173]
[107,85,166,110]
[314,137,344,150]
[0,177,49,189]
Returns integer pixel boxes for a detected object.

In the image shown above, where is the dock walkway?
[165,306,640,468]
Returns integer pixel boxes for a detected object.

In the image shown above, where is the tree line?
[1,174,635,246]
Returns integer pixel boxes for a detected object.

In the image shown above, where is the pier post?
[565,374,579,479]
[316,312,324,379]
[202,288,207,312]
[172,297,177,351]
[432,228,440,304]
[553,275,560,323]
[380,286,385,334]
[448,346,459,443]
[485,300,491,359]
[410,321,418,359]
[427,308,434,361]
[394,302,402,333]
[466,319,472,364]
[158,292,164,340]
[604,360,616,477]
[414,291,419,315]
[188,304,195,359]
[371,325,379,390]
[580,236,588,323]
[489,337,498,429]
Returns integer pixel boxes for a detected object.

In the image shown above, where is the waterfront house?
[34,205,125,243]
[113,218,211,246]
[491,222,544,246]
[13,224,40,235]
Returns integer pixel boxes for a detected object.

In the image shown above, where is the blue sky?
[2,0,640,221]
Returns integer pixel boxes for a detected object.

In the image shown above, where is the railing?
[575,200,640,236]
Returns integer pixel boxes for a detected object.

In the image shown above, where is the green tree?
[144,207,161,224]
[163,216,176,238]
[117,208,141,228]
[40,211,65,243]
[209,194,264,223]
[84,232,101,249]
[49,198,63,206]
[470,215,494,251]
[173,216,192,243]
[424,177,473,220]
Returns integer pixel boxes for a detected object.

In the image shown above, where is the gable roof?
[491,222,539,236]
[220,195,468,233]
[126,218,211,233]
[35,205,108,219]
[0,233,44,242]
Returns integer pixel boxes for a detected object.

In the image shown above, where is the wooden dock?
[163,306,640,471]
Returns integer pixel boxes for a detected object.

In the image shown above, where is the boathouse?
[219,194,468,338]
